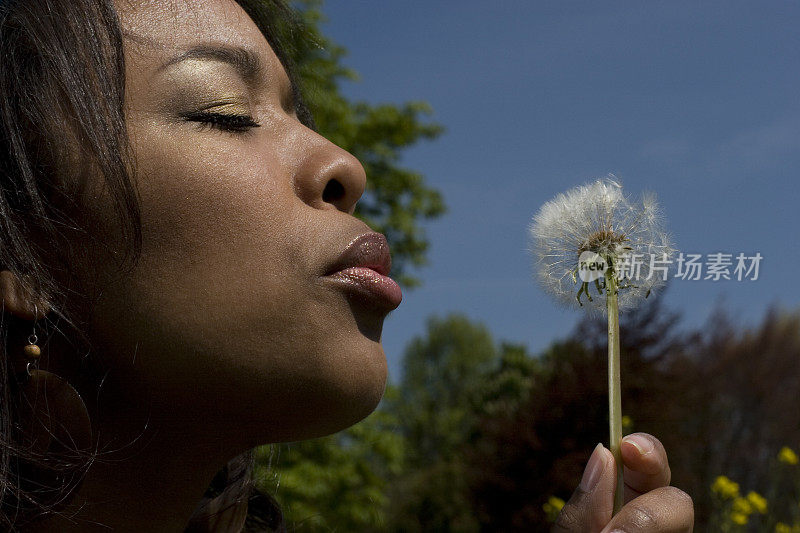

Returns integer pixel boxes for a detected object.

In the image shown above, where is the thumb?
[553,444,617,533]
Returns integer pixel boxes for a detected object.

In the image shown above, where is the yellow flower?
[622,415,633,431]
[775,523,791,533]
[730,511,749,525]
[746,491,767,514]
[712,475,740,500]
[779,446,799,465]
[543,496,566,522]
[732,496,753,515]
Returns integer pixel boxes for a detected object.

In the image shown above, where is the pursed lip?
[323,232,402,309]
[325,232,392,277]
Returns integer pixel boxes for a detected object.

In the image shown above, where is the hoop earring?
[18,313,92,457]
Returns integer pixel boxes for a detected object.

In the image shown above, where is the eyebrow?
[157,44,267,85]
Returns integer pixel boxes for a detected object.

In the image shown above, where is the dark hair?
[0,0,314,529]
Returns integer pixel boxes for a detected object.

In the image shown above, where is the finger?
[552,444,616,533]
[600,486,694,532]
[621,433,671,502]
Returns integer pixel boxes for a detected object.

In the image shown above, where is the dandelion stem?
[606,272,624,515]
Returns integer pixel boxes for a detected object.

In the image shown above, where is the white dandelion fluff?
[528,175,676,315]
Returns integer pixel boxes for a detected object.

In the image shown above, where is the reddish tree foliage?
[462,296,800,530]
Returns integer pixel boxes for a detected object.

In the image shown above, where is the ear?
[0,270,51,321]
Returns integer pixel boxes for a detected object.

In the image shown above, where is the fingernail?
[623,434,654,456]
[579,443,607,492]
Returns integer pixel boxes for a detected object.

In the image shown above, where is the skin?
[554,434,694,532]
[0,0,693,530]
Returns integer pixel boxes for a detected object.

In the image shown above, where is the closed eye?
[180,111,261,133]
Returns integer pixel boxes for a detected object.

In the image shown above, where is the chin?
[308,340,388,439]
[301,296,391,437]
[250,338,389,444]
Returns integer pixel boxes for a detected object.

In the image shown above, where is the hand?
[552,433,693,532]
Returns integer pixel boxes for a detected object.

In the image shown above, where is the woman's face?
[86,0,400,443]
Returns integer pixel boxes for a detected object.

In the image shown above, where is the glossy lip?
[324,232,402,309]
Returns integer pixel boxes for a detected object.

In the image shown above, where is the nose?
[293,136,367,215]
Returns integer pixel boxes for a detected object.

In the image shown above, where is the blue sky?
[320,1,800,382]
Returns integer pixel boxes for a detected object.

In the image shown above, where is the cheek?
[85,128,387,437]
[126,130,308,345]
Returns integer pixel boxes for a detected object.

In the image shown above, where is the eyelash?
[181,111,261,133]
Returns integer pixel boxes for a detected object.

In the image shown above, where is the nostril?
[322,179,346,205]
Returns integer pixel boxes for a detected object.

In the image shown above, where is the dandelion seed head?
[527,175,676,315]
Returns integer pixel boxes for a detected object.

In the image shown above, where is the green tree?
[393,314,498,467]
[472,341,540,420]
[385,315,540,532]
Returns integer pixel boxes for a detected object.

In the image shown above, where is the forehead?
[115,0,281,75]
